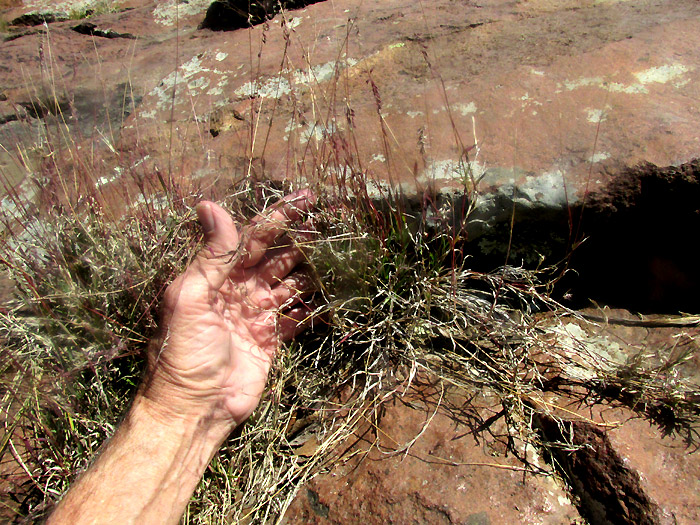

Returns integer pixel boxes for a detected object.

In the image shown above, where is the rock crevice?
[537,414,665,525]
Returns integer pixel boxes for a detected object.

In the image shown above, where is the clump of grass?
[67,1,119,22]
[0,125,555,522]
[0,151,201,518]
[2,133,699,523]
[581,331,700,446]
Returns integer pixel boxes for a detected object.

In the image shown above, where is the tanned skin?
[48,191,315,525]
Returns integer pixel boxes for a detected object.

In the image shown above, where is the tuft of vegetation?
[67,1,119,22]
[3,144,697,522]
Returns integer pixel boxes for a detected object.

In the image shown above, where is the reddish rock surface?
[1,0,699,205]
[2,2,699,308]
[534,309,700,524]
[281,311,700,524]
[607,415,700,524]
[282,382,700,524]
[283,389,581,524]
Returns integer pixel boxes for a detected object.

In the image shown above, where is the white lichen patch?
[551,322,629,380]
[558,495,573,507]
[634,63,690,85]
[454,102,477,116]
[145,53,230,115]
[215,52,228,62]
[563,76,604,91]
[235,76,292,99]
[187,76,210,90]
[354,179,390,199]
[283,118,304,141]
[585,108,607,123]
[406,111,424,118]
[564,76,645,94]
[287,17,303,29]
[23,0,115,16]
[3,216,50,263]
[207,76,229,96]
[608,82,647,94]
[235,59,358,99]
[293,59,358,86]
[419,159,487,188]
[371,153,386,163]
[563,62,691,96]
[589,152,610,163]
[0,175,39,222]
[300,121,338,144]
[129,192,171,211]
[95,167,120,188]
[153,0,211,26]
[284,119,303,134]
[518,169,569,208]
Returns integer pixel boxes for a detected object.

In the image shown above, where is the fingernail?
[197,203,216,234]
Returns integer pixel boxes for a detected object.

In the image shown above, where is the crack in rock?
[71,23,136,39]
[537,414,664,525]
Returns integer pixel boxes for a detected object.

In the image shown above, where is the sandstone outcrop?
[1,1,699,523]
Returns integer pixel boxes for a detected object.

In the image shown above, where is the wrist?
[50,392,233,524]
[129,391,234,459]
[139,362,238,432]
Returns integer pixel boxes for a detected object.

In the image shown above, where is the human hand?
[142,190,315,434]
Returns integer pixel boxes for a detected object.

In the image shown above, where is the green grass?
[67,1,119,21]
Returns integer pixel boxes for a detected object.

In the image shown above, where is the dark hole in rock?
[199,0,327,31]
[305,488,329,518]
[17,98,71,119]
[461,160,700,314]
[71,23,136,39]
[566,160,700,314]
[0,114,18,125]
[11,12,68,26]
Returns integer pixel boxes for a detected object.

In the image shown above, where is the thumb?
[194,201,241,289]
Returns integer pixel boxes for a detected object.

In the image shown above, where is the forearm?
[48,394,232,525]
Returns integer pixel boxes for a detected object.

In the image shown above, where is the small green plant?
[67,1,120,21]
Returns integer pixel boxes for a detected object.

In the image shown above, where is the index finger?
[240,189,315,268]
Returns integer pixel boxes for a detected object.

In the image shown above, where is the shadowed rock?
[200,0,326,31]
[71,23,136,39]
[10,12,67,26]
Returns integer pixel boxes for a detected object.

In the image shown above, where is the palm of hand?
[146,193,313,427]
